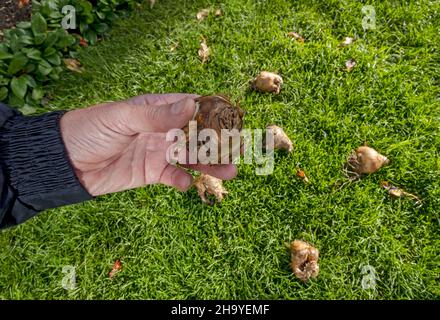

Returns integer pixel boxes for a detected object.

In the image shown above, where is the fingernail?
[171,98,191,115]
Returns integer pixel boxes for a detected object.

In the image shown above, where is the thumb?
[129,97,196,133]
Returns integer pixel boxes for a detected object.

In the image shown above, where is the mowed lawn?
[0,0,439,299]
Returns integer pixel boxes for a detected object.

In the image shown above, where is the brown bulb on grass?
[193,174,228,205]
[251,71,283,94]
[347,146,389,174]
[266,125,293,153]
[290,240,319,282]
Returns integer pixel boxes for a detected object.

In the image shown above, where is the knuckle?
[144,104,163,123]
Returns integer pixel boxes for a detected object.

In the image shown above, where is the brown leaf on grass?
[64,58,84,73]
[287,32,305,43]
[197,8,210,21]
[340,36,354,47]
[289,240,319,282]
[108,259,122,279]
[170,42,179,52]
[18,0,30,9]
[198,37,210,63]
[214,8,223,17]
[251,71,283,94]
[193,174,228,205]
[296,169,309,184]
[79,37,88,48]
[381,181,421,203]
[345,58,356,72]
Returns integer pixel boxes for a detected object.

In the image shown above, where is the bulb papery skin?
[348,146,389,174]
[193,174,228,205]
[182,95,245,163]
[290,240,320,282]
[252,72,283,94]
[266,125,293,153]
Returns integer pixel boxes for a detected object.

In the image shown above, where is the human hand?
[60,94,237,196]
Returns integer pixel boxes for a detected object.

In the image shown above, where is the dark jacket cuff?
[0,111,93,211]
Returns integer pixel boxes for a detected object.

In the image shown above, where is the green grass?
[1,0,439,299]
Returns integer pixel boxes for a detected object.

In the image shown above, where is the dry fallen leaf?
[197,8,210,21]
[18,0,30,9]
[198,37,210,63]
[193,174,228,205]
[287,31,305,43]
[251,71,283,94]
[290,240,319,282]
[296,169,309,184]
[345,58,357,72]
[340,36,354,47]
[347,146,389,175]
[108,259,122,279]
[64,58,84,73]
[381,181,421,203]
[214,8,223,17]
[170,42,179,52]
[149,0,156,9]
[79,37,88,48]
[266,125,293,153]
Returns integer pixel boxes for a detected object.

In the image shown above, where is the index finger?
[126,93,200,107]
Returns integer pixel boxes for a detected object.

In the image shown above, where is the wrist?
[59,111,95,195]
[0,111,93,210]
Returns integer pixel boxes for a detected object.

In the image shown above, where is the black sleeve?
[0,103,93,230]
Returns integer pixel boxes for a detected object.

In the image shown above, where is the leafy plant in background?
[0,0,144,112]
[0,13,76,112]
[34,0,142,45]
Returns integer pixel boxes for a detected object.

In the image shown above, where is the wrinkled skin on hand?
[60,94,237,196]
